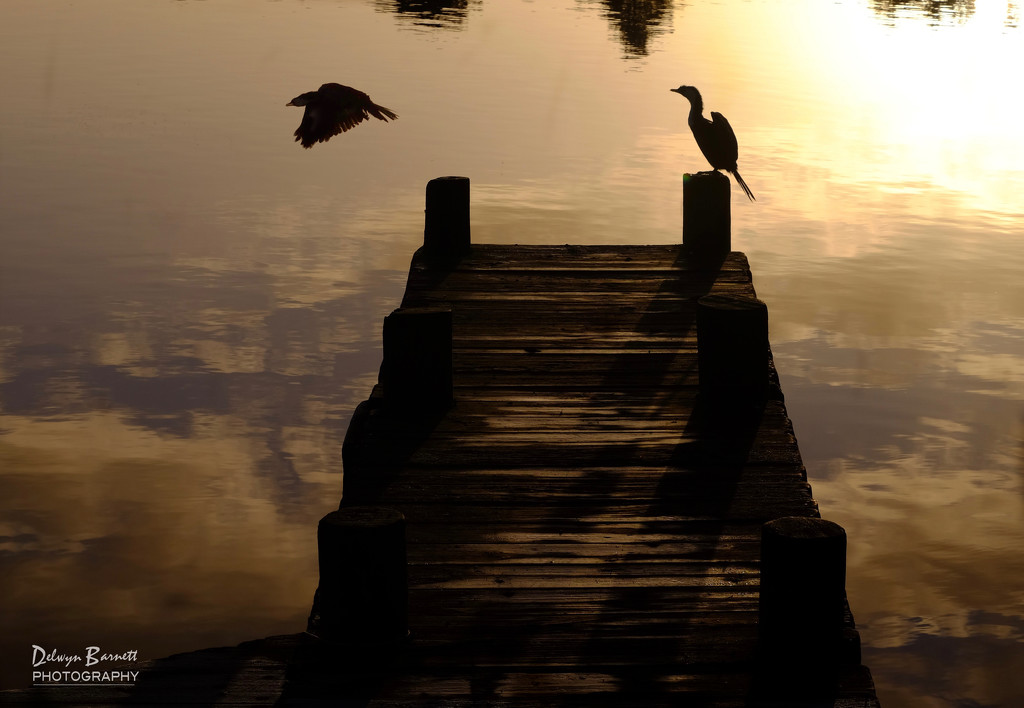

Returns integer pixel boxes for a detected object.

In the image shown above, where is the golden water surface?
[1,1,1023,705]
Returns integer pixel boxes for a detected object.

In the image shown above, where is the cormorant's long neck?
[686,95,705,127]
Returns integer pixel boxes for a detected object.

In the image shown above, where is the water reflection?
[0,253,399,684]
[756,205,1024,707]
[578,0,673,56]
[0,173,414,686]
[376,0,479,30]
[871,0,977,25]
[869,0,1021,28]
[0,249,398,491]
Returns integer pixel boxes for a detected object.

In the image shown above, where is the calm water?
[2,0,1023,704]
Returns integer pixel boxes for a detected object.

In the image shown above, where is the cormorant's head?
[286,91,319,107]
[670,85,701,103]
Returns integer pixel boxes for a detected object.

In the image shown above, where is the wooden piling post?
[381,305,454,410]
[696,293,769,403]
[423,176,471,263]
[683,170,731,258]
[759,517,847,667]
[314,507,408,645]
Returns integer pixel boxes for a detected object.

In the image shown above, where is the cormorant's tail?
[731,170,756,202]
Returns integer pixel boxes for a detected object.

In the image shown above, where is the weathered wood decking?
[287,242,880,706]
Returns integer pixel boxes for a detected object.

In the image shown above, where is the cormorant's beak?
[670,87,681,94]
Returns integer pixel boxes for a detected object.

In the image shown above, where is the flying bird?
[286,83,398,148]
[670,85,755,201]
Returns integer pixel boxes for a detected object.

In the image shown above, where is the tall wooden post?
[683,170,730,258]
[314,506,408,645]
[759,516,848,680]
[381,305,454,410]
[696,293,769,404]
[423,176,471,263]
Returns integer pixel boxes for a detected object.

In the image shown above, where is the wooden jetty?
[296,174,881,706]
[2,174,881,707]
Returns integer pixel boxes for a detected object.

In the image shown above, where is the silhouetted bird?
[286,83,398,148]
[670,85,755,201]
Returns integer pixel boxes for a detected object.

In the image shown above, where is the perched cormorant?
[286,83,398,148]
[670,85,755,201]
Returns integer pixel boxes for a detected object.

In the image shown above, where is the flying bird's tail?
[732,170,756,201]
[368,103,398,122]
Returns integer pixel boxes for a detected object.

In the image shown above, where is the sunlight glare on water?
[1,0,1023,705]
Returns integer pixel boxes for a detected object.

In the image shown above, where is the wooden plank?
[409,244,753,270]
[403,273,751,297]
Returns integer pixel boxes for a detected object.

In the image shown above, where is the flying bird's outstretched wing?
[287,83,398,148]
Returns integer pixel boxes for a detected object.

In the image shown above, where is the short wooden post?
[381,305,454,409]
[423,176,471,262]
[696,293,768,403]
[314,507,408,645]
[683,170,730,257]
[759,517,847,665]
